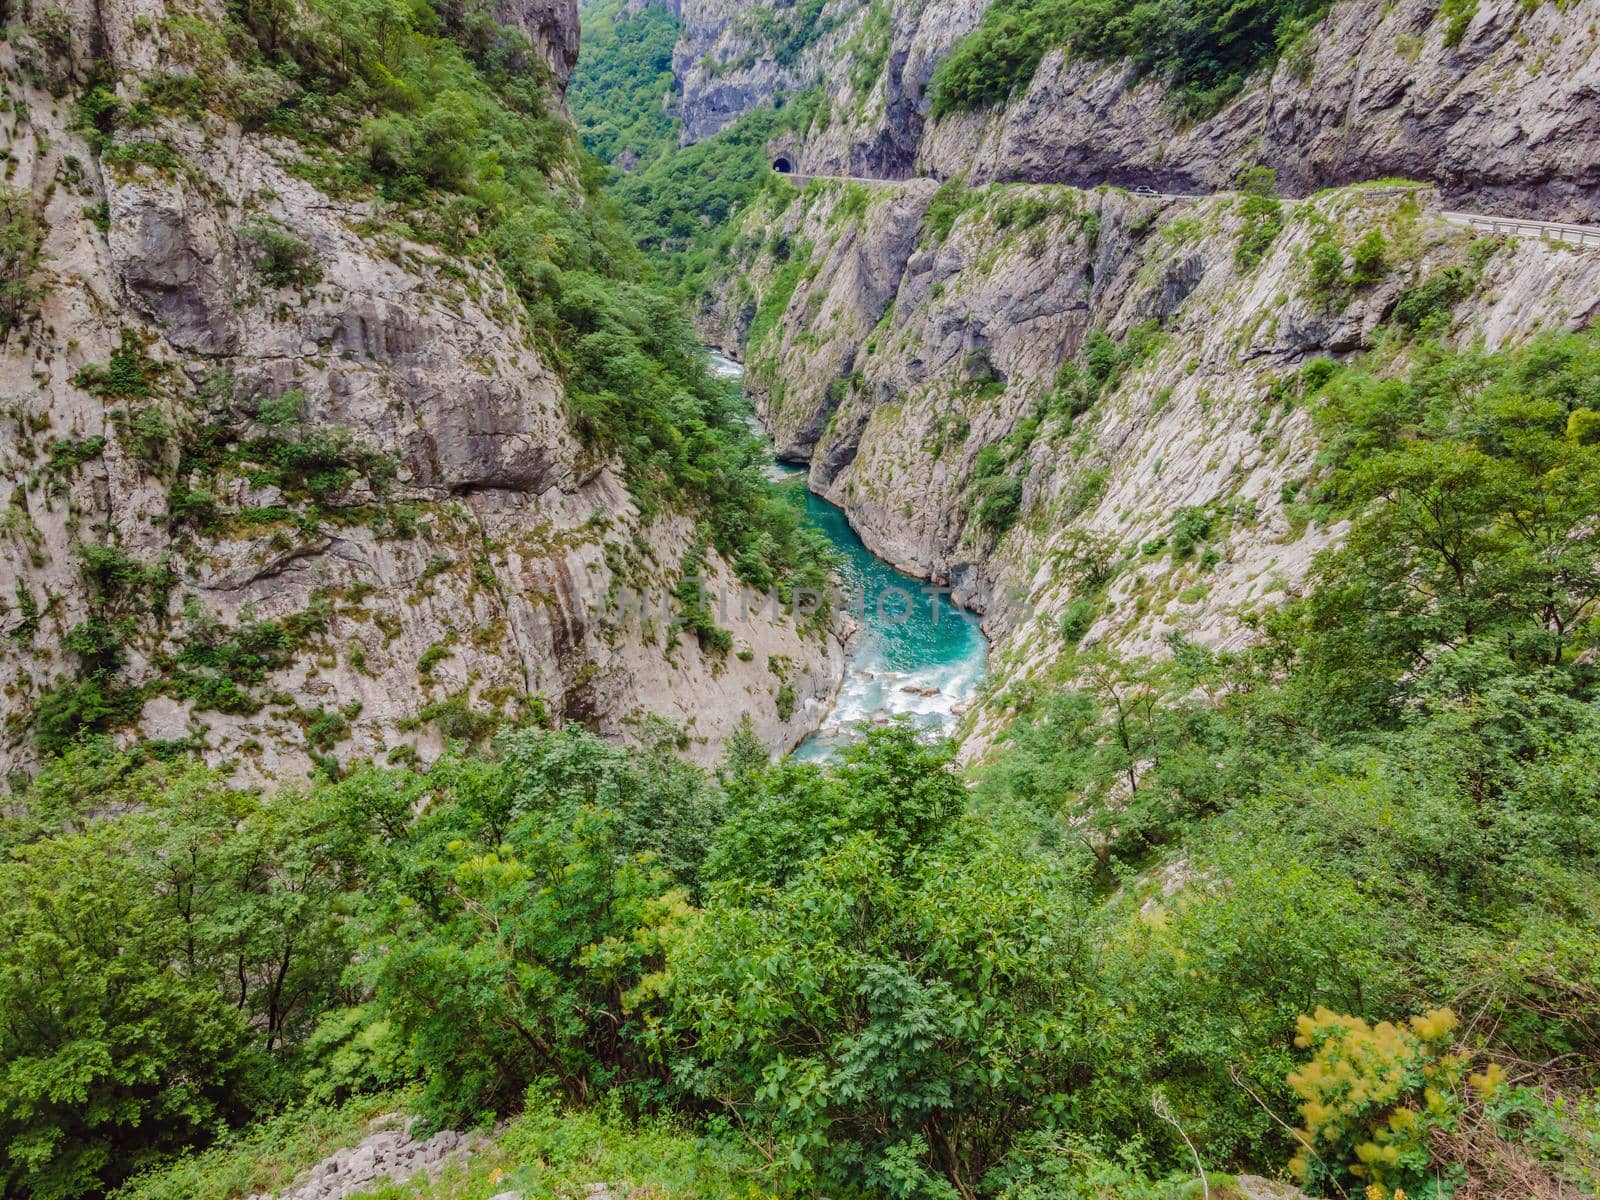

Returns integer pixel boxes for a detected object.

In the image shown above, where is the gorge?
[3,0,1600,1198]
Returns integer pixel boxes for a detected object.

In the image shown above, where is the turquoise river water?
[709,354,988,760]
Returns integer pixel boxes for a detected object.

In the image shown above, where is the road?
[775,172,1600,248]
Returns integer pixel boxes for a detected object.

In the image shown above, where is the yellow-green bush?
[1287,1006,1502,1197]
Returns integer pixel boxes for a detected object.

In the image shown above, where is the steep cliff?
[661,0,1600,220]
[707,176,1600,747]
[919,0,1600,221]
[0,0,842,780]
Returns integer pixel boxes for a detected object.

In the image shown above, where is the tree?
[0,186,46,337]
[670,808,1094,1200]
[0,824,261,1200]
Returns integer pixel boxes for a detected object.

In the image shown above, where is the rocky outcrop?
[250,1120,478,1200]
[665,0,870,145]
[664,0,1600,220]
[0,0,842,780]
[496,0,583,88]
[663,0,980,175]
[919,0,1600,221]
[710,177,1600,750]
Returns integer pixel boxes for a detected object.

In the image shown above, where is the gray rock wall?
[0,0,842,781]
[712,177,1600,753]
[919,0,1600,221]
[667,0,1600,220]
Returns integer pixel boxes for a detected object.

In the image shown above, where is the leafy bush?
[1389,264,1476,335]
[240,219,322,289]
[45,436,105,475]
[1233,169,1285,272]
[673,543,733,656]
[76,541,173,613]
[0,820,262,1199]
[1287,1006,1469,1195]
[0,186,48,337]
[1168,505,1211,558]
[31,673,143,754]
[924,177,974,244]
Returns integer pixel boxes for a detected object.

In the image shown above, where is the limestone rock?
[919,0,1600,221]
[0,0,843,782]
[709,176,1600,755]
[664,0,1600,220]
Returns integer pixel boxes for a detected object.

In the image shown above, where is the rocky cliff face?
[497,0,583,88]
[665,0,868,146]
[706,176,1600,750]
[665,0,1600,221]
[0,0,841,781]
[919,0,1600,221]
[665,0,981,174]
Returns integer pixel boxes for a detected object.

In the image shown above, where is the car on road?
[1134,185,1158,196]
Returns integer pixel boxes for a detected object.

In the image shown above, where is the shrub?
[45,436,106,475]
[240,220,322,289]
[31,673,143,753]
[1169,505,1212,558]
[1234,171,1285,272]
[673,543,733,656]
[924,177,971,243]
[975,473,1025,536]
[1058,597,1098,646]
[1286,1007,1522,1198]
[0,827,261,1199]
[1390,265,1475,335]
[0,186,48,337]
[76,541,173,613]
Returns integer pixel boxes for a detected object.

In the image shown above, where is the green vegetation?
[930,0,1334,120]
[1439,0,1479,45]
[1233,167,1285,271]
[239,219,322,289]
[673,540,734,655]
[45,436,107,475]
[612,96,823,296]
[571,0,681,167]
[100,0,831,600]
[923,176,974,243]
[1305,226,1388,306]
[743,0,838,66]
[969,442,1028,538]
[11,369,1600,1190]
[1389,263,1478,335]
[13,333,1600,1198]
[11,0,1600,1198]
[0,185,48,337]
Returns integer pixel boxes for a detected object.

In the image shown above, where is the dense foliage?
[930,0,1333,119]
[9,319,1600,1195]
[570,0,681,168]
[611,98,824,297]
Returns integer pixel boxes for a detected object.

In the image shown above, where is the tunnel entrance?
[772,157,794,174]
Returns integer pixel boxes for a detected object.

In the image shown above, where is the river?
[710,353,988,760]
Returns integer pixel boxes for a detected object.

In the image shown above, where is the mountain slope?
[705,176,1600,748]
[655,0,1600,219]
[0,0,843,779]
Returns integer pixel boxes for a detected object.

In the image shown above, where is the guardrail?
[1442,211,1600,248]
